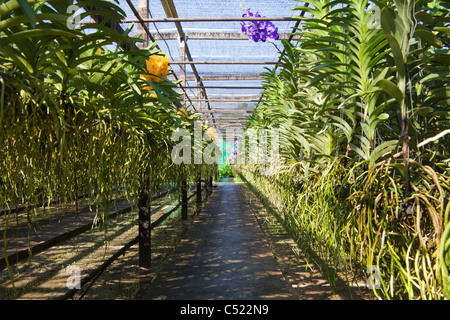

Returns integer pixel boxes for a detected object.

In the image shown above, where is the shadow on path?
[142,178,293,300]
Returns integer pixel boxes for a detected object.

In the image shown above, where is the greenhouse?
[0,0,449,302]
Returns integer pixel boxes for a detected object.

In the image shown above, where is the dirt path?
[142,179,293,300]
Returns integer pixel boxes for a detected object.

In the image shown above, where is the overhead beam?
[194,97,260,102]
[215,127,246,129]
[171,61,280,65]
[214,127,246,132]
[213,123,247,126]
[123,17,299,22]
[207,115,250,119]
[206,119,249,122]
[169,75,263,81]
[212,118,248,122]
[150,32,294,40]
[184,86,262,89]
[203,115,248,123]
[198,110,252,114]
[215,126,246,128]
[212,126,246,129]
[215,129,246,132]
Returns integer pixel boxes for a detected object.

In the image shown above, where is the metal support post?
[181,178,188,219]
[138,178,151,268]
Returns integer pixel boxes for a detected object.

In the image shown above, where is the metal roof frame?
[81,0,306,131]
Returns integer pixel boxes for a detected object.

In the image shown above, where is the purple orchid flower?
[240,8,279,43]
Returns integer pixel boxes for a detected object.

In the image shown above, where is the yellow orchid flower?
[140,55,170,91]
[206,127,216,141]
[178,106,193,120]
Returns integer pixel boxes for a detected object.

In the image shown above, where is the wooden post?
[137,0,149,49]
[196,170,202,205]
[197,80,202,112]
[138,178,151,268]
[181,178,188,219]
[179,35,186,104]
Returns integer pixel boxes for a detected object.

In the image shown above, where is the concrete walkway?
[142,178,293,300]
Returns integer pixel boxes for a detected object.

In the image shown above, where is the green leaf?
[414,107,434,116]
[349,142,368,160]
[434,27,450,35]
[1,28,79,45]
[75,0,127,18]
[420,71,449,84]
[415,11,434,24]
[17,0,35,28]
[388,163,408,178]
[380,7,406,78]
[436,98,450,107]
[414,26,443,48]
[371,140,398,165]
[376,79,404,103]
[0,45,33,73]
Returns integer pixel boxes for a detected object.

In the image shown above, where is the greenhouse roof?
[91,0,305,133]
